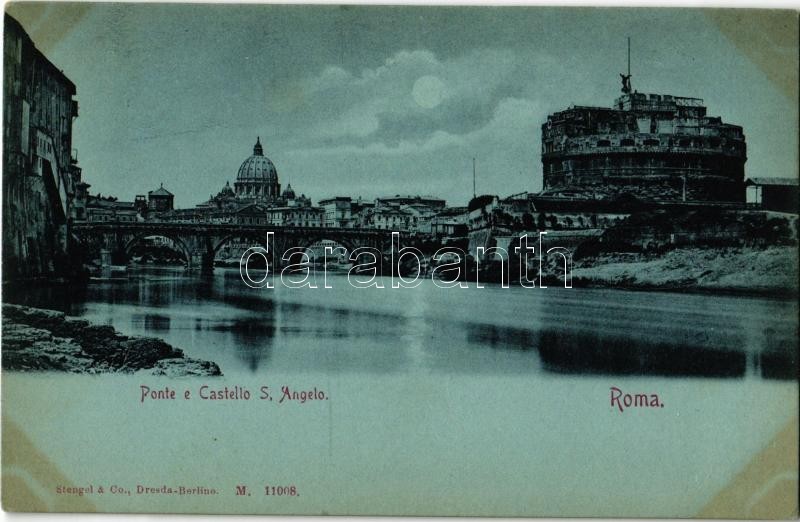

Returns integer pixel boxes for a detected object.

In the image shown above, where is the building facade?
[318,197,356,228]
[85,196,139,223]
[430,207,469,237]
[265,205,325,228]
[363,206,411,231]
[148,184,174,211]
[541,91,747,203]
[745,177,799,214]
[319,195,446,231]
[3,14,81,279]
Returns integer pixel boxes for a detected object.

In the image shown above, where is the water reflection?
[208,318,276,372]
[465,324,536,351]
[536,329,748,378]
[134,313,171,331]
[3,267,797,379]
[462,322,797,380]
[759,349,798,380]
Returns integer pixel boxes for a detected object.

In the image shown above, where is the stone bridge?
[72,221,428,273]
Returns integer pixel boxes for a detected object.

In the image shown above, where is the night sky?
[8,3,799,207]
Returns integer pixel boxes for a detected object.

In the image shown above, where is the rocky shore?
[2,304,222,376]
[572,246,799,295]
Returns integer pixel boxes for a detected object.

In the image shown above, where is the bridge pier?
[201,253,215,275]
[188,251,215,275]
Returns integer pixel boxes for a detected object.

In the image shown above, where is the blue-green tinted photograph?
[2,3,798,517]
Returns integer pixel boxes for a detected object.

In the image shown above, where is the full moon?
[411,75,446,109]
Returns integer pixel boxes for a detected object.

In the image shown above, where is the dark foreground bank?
[2,304,222,376]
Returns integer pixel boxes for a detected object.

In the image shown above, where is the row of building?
[74,39,798,235]
[7,7,796,282]
[81,187,470,236]
[77,136,472,236]
[78,76,795,234]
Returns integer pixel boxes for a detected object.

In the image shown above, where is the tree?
[537,213,548,229]
[522,213,535,230]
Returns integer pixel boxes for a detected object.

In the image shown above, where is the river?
[7,266,798,378]
[2,266,797,516]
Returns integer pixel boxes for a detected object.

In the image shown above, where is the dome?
[237,137,277,182]
[282,183,296,200]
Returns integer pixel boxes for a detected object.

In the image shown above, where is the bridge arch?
[212,234,274,256]
[299,236,356,253]
[286,237,358,268]
[123,233,192,265]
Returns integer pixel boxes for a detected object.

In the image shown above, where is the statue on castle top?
[620,73,632,94]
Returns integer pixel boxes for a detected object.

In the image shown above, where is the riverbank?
[2,304,222,376]
[572,245,798,296]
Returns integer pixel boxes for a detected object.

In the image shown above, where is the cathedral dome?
[220,181,234,197]
[237,137,277,182]
[282,183,296,200]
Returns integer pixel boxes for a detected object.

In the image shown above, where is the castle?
[541,90,747,203]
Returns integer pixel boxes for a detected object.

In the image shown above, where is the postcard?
[1,2,798,517]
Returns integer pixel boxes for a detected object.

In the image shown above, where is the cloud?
[278,50,548,202]
[292,97,542,157]
[296,48,525,147]
[281,97,544,204]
